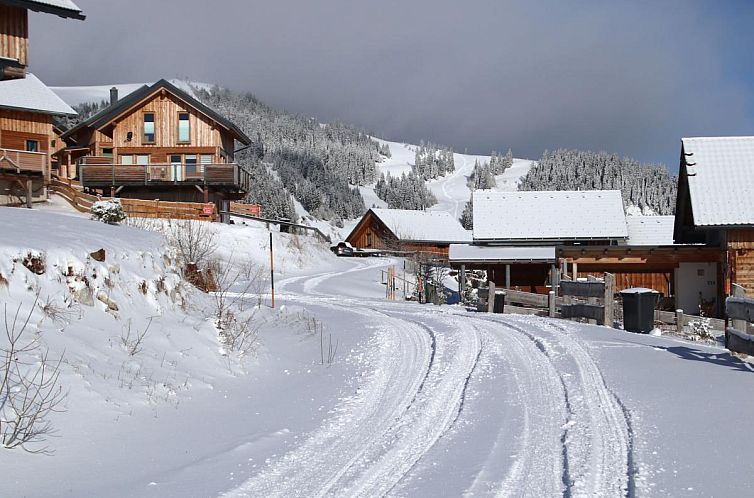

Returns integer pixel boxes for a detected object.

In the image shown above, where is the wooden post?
[269,232,275,309]
[488,281,496,313]
[603,273,615,327]
[587,275,598,325]
[403,260,407,299]
[550,263,559,294]
[459,264,466,301]
[203,186,209,203]
[505,264,511,289]
[548,290,556,317]
[573,261,578,279]
[675,309,684,335]
[25,179,32,208]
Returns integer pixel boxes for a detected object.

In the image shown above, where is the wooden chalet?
[58,79,252,204]
[346,208,472,258]
[451,190,721,315]
[0,0,84,206]
[674,136,754,305]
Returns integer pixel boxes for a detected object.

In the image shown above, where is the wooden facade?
[60,80,252,204]
[0,5,28,79]
[0,108,54,205]
[727,230,754,297]
[346,210,456,258]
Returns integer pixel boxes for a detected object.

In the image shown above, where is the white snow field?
[3,205,754,497]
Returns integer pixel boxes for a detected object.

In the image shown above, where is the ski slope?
[371,138,535,221]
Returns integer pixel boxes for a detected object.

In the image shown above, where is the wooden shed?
[346,208,472,259]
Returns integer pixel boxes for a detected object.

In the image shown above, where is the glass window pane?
[136,155,150,165]
[120,155,133,165]
[185,155,197,174]
[178,113,190,142]
[143,113,155,142]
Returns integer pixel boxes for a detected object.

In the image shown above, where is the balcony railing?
[0,147,47,174]
[79,163,242,187]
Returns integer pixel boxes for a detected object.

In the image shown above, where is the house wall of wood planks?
[105,92,227,162]
[728,229,754,297]
[0,5,28,68]
[346,211,453,257]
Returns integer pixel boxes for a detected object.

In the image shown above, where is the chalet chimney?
[110,87,118,105]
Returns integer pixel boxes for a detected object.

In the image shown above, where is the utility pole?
[269,231,275,308]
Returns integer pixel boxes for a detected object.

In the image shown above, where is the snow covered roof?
[625,216,676,246]
[682,137,754,226]
[0,73,76,115]
[61,79,250,145]
[473,190,628,242]
[368,209,472,243]
[449,244,556,263]
[1,0,85,19]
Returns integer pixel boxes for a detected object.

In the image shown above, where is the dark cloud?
[29,0,754,169]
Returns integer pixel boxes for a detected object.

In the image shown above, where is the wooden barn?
[451,190,721,315]
[674,136,754,305]
[58,79,252,205]
[346,208,472,258]
[0,0,84,206]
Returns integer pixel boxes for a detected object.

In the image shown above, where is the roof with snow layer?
[681,137,754,227]
[473,190,628,242]
[61,79,251,145]
[0,73,76,115]
[0,0,85,19]
[625,216,676,246]
[366,209,472,243]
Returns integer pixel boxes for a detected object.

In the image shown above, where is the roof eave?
[0,103,75,116]
[0,0,85,19]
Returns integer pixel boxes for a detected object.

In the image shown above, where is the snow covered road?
[224,258,638,497]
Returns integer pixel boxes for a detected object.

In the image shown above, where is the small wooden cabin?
[346,208,472,258]
[674,136,754,304]
[59,79,252,204]
[0,0,83,206]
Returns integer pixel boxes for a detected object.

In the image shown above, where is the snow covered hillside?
[368,138,535,220]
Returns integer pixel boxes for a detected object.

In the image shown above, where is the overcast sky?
[30,0,754,170]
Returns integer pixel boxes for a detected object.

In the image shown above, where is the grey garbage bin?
[620,288,659,333]
[493,291,505,314]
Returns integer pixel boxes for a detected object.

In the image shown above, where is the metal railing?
[0,147,47,173]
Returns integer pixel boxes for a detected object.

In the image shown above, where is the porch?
[0,147,47,174]
[79,162,244,188]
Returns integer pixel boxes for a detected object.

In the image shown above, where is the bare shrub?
[0,273,7,288]
[1,298,66,453]
[38,295,79,326]
[120,318,153,356]
[210,258,265,355]
[166,220,217,267]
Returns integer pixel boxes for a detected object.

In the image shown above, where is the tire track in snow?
[328,309,482,497]
[221,302,432,498]
[478,314,632,497]
[459,318,567,498]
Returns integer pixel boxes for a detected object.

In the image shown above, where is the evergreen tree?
[519,149,677,214]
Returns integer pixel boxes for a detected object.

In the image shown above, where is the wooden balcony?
[0,147,47,175]
[79,163,246,188]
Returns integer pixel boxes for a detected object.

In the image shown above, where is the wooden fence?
[559,275,614,326]
[50,179,217,221]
